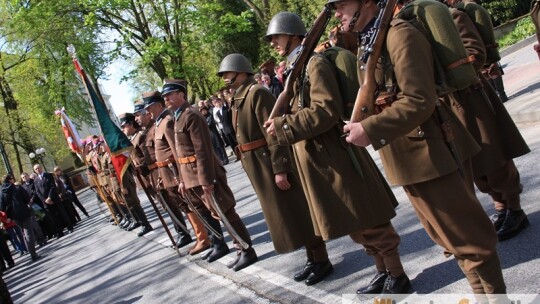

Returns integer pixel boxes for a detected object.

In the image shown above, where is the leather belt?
[155,160,170,168]
[447,55,475,70]
[178,155,197,164]
[237,138,267,153]
[147,162,158,170]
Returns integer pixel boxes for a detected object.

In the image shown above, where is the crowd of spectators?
[0,164,89,272]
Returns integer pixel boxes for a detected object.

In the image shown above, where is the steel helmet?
[264,12,307,42]
[217,53,254,77]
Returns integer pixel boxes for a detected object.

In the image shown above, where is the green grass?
[497,17,536,48]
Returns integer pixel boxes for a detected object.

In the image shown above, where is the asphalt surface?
[3,42,540,304]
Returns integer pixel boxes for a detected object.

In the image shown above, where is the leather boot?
[490,209,507,231]
[305,260,334,286]
[174,224,193,249]
[227,251,242,269]
[206,214,229,262]
[381,273,411,294]
[356,272,388,294]
[187,212,210,254]
[126,221,141,231]
[132,203,151,227]
[497,209,529,241]
[294,260,314,281]
[137,225,154,237]
[232,247,258,271]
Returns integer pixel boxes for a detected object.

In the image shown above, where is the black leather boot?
[294,260,315,282]
[232,247,258,271]
[381,273,411,294]
[497,209,529,241]
[356,272,389,294]
[305,260,334,286]
[126,221,141,231]
[490,209,507,231]
[137,225,154,237]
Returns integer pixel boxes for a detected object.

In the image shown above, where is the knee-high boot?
[186,212,210,254]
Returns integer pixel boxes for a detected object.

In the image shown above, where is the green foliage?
[497,17,536,48]
[482,0,532,26]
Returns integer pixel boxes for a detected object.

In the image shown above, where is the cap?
[118,113,135,127]
[162,79,188,96]
[133,99,145,114]
[142,91,164,109]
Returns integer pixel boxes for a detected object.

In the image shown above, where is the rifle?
[267,5,332,119]
[349,0,398,123]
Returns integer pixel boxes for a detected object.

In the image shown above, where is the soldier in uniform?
[532,0,540,59]
[264,13,409,293]
[218,53,332,284]
[333,0,507,296]
[118,113,154,237]
[142,92,212,253]
[444,1,530,242]
[161,80,258,271]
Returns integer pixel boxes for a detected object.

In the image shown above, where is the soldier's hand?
[275,173,291,191]
[264,119,276,137]
[178,182,186,198]
[202,184,214,196]
[343,122,372,147]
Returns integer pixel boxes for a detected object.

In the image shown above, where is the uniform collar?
[155,109,169,127]
[233,78,258,109]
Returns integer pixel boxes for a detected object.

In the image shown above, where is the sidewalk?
[500,40,540,124]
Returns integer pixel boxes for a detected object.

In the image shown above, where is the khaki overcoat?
[273,55,398,240]
[448,9,530,178]
[233,78,316,253]
[361,19,481,186]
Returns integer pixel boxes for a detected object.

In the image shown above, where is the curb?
[499,35,537,58]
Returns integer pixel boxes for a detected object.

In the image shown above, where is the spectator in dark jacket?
[0,175,41,261]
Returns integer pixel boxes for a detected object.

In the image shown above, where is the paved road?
[4,43,540,303]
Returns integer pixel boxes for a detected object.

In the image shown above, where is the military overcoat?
[233,78,316,253]
[142,121,161,189]
[360,19,481,186]
[273,55,398,240]
[448,8,530,178]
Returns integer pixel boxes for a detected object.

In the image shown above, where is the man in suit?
[333,0,506,297]
[33,164,73,238]
[213,97,238,151]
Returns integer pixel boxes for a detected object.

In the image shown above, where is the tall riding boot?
[187,212,210,254]
[204,213,229,263]
[126,205,143,231]
[174,214,193,249]
[491,75,508,102]
[136,202,154,237]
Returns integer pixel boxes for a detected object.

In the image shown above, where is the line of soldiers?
[84,135,153,237]
[90,0,531,299]
[211,0,528,300]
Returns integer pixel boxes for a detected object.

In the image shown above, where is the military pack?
[396,0,478,94]
[320,46,359,120]
[455,1,501,64]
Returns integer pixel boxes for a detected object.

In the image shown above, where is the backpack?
[320,47,360,120]
[396,0,478,94]
[455,1,501,64]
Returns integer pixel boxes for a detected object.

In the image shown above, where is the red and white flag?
[55,107,83,156]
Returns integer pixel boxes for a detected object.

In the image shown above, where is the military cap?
[118,113,135,127]
[162,79,188,96]
[142,91,164,109]
[133,99,145,114]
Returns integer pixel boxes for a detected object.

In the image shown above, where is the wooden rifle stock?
[350,0,398,123]
[268,5,332,119]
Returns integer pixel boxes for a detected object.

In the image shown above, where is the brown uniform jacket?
[360,19,480,186]
[274,54,398,240]
[233,78,316,253]
[142,120,161,189]
[448,9,530,178]
[154,110,178,190]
